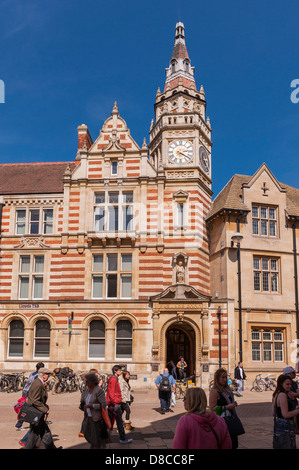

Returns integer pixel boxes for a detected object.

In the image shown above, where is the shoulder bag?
[220,391,245,437]
[273,394,296,449]
[18,402,44,426]
[223,410,245,437]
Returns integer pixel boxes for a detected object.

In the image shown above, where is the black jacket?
[234,366,246,380]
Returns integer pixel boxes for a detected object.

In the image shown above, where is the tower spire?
[164,22,196,92]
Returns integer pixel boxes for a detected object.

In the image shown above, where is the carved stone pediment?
[104,130,127,153]
[150,283,211,302]
[14,236,50,249]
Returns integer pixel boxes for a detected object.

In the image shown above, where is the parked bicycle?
[209,373,238,394]
[174,375,195,400]
[250,374,276,392]
[0,372,27,393]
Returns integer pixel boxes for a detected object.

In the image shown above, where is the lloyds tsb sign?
[0,80,5,103]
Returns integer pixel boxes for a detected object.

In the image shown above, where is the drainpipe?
[236,218,243,363]
[293,218,299,344]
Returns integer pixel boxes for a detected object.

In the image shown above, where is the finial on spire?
[112,101,119,115]
[142,137,148,149]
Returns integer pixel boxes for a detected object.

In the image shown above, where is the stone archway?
[165,321,196,379]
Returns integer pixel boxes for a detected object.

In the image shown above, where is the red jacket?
[106,375,122,406]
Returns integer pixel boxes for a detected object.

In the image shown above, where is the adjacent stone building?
[0,22,298,387]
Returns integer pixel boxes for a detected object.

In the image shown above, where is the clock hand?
[177,150,189,157]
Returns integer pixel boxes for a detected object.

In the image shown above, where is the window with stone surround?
[115,319,132,359]
[94,191,133,232]
[251,328,284,362]
[252,204,277,237]
[88,319,105,359]
[92,253,132,299]
[34,320,50,358]
[19,255,44,299]
[253,256,279,293]
[8,319,24,358]
[15,207,53,235]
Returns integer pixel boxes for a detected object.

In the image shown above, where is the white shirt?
[85,392,92,417]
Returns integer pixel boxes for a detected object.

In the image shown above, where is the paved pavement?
[0,385,291,450]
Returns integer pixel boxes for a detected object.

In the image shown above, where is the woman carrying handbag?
[209,368,245,449]
[272,374,299,449]
[80,372,110,449]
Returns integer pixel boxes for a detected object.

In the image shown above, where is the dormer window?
[184,59,190,72]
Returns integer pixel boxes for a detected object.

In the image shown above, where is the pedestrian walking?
[272,374,299,449]
[176,357,187,381]
[282,366,299,406]
[119,370,135,430]
[79,372,108,449]
[155,368,176,414]
[106,365,133,444]
[166,360,177,380]
[16,362,44,432]
[234,361,246,397]
[17,362,45,447]
[209,367,243,449]
[24,367,61,449]
[78,368,103,438]
[173,387,232,449]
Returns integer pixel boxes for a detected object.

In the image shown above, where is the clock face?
[168,140,194,164]
[199,146,210,173]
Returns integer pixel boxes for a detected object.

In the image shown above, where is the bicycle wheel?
[14,376,24,392]
[175,385,184,400]
[268,380,276,391]
[252,380,263,392]
[0,377,9,392]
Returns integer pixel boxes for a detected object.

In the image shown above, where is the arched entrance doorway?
[166,322,196,379]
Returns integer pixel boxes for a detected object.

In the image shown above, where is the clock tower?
[149,21,212,193]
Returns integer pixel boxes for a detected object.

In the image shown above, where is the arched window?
[89,320,105,359]
[8,320,24,357]
[116,320,132,359]
[34,320,50,358]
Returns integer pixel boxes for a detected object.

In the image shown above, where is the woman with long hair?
[173,387,231,449]
[272,374,299,449]
[209,368,240,449]
[119,370,134,430]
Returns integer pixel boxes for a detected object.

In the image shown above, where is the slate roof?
[206,174,251,222]
[171,41,189,61]
[206,173,299,221]
[0,162,75,195]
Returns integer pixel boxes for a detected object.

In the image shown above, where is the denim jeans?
[109,404,126,441]
[158,391,171,411]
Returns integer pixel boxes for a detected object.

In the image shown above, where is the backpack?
[159,374,171,392]
[14,396,27,417]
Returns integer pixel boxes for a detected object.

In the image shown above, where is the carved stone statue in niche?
[176,260,185,283]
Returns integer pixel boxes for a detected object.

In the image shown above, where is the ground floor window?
[88,319,105,359]
[115,320,132,359]
[8,319,24,358]
[251,328,284,363]
[34,320,50,358]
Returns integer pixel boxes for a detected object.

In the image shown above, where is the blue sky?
[0,0,298,198]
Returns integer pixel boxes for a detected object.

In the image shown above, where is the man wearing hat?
[283,366,299,410]
[25,367,61,449]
